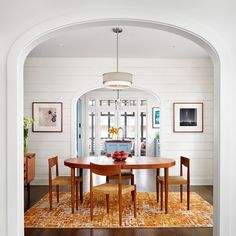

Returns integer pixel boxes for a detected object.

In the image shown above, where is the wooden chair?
[90,162,136,226]
[48,156,83,210]
[106,154,134,199]
[156,156,190,210]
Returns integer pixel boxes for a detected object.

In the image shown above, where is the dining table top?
[64,156,176,169]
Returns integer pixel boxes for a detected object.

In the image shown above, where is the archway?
[72,87,161,158]
[7,18,222,236]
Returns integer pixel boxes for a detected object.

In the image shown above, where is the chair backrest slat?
[48,156,59,179]
[181,156,190,168]
[90,162,121,176]
[48,156,58,168]
[180,156,190,179]
[90,162,122,194]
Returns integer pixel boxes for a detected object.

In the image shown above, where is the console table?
[104,140,132,155]
[24,153,36,202]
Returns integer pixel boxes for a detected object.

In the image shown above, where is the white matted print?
[32,102,63,132]
[173,102,203,133]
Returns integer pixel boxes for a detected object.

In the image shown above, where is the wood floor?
[24,169,213,236]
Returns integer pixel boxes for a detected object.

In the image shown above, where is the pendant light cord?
[116,30,119,72]
[117,89,120,100]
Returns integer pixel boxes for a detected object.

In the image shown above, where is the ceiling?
[29,26,209,58]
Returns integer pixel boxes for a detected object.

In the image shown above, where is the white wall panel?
[24,57,213,185]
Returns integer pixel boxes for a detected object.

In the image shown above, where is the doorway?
[77,88,160,157]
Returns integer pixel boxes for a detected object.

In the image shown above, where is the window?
[88,99,95,106]
[120,112,136,139]
[99,100,115,106]
[140,100,147,106]
[85,97,150,157]
[121,100,137,107]
[100,112,115,139]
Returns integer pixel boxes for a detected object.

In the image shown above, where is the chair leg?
[131,175,134,201]
[80,180,83,203]
[180,184,183,203]
[56,185,59,203]
[187,183,190,210]
[49,183,52,210]
[160,181,163,211]
[156,179,159,203]
[133,186,136,218]
[156,168,160,203]
[119,191,122,226]
[106,194,109,213]
[79,168,83,203]
[90,191,93,221]
[76,181,79,210]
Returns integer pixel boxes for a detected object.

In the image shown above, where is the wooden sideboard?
[24,153,36,202]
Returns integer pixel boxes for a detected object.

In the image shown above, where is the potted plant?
[109,127,118,140]
[155,132,160,141]
[24,117,34,154]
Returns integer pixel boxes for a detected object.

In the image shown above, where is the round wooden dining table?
[64,156,175,214]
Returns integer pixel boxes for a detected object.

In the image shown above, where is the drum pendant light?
[103,27,133,89]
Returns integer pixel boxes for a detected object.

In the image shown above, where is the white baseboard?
[31,178,48,185]
[190,178,213,185]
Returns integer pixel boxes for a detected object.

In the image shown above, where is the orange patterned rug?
[24,192,213,228]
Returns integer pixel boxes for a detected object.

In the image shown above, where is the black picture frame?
[173,102,203,133]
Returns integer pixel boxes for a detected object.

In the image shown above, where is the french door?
[88,108,146,157]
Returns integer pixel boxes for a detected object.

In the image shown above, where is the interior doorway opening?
[76,87,161,157]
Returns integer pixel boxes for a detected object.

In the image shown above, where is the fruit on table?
[113,151,120,155]
[112,150,127,160]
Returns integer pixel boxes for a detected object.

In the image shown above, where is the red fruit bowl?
[113,156,127,161]
[112,152,127,161]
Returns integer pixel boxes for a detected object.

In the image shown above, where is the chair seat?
[93,183,135,194]
[52,176,82,185]
[157,176,187,185]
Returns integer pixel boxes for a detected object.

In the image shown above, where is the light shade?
[103,72,133,89]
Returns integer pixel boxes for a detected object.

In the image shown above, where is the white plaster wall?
[24,57,213,185]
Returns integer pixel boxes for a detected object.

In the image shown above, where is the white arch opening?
[71,86,161,158]
[7,18,221,236]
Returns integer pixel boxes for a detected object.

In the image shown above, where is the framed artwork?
[32,102,63,132]
[152,107,160,128]
[173,102,203,133]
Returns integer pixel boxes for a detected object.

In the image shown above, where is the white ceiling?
[29,26,209,58]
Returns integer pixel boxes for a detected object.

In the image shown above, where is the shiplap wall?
[24,57,213,185]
